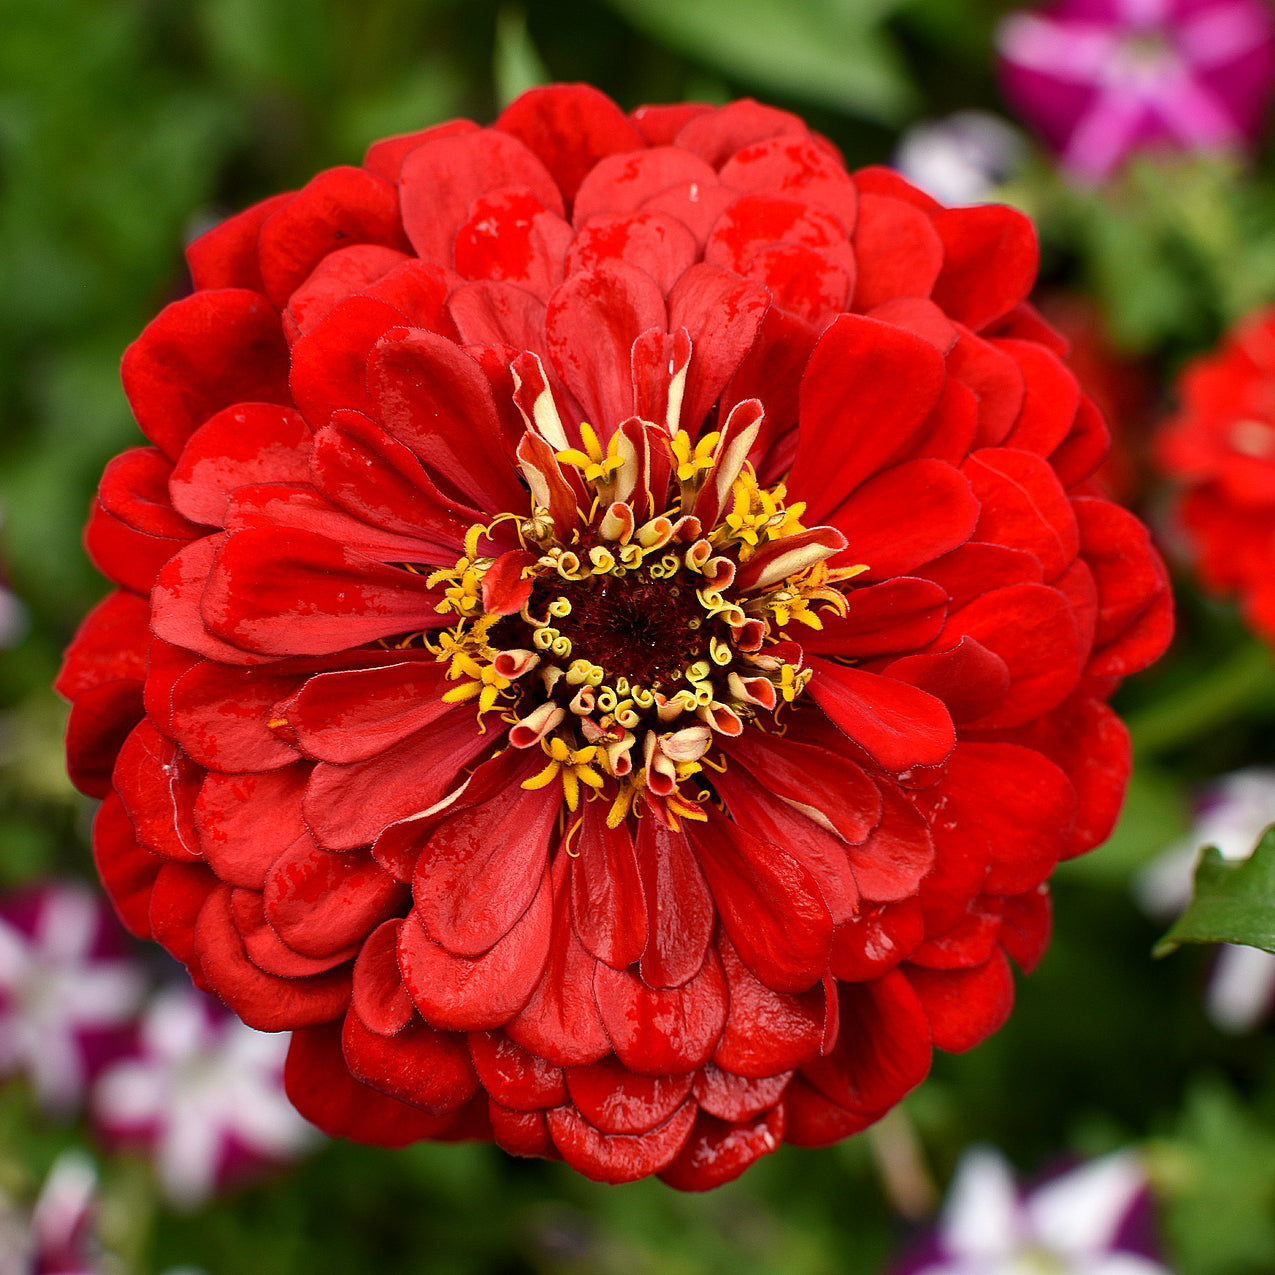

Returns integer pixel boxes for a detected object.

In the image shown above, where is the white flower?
[92,985,316,1208]
[893,112,1026,206]
[1136,767,1275,1032]
[0,883,146,1114]
[912,1147,1169,1275]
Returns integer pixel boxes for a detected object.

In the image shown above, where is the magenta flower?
[0,883,145,1115]
[997,0,1275,181]
[0,1151,101,1275]
[91,985,316,1207]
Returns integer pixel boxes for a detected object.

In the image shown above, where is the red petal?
[92,793,161,938]
[570,801,648,970]
[368,327,525,510]
[257,166,406,307]
[634,816,713,989]
[830,898,925,981]
[412,780,557,958]
[546,261,666,435]
[594,949,728,1076]
[712,766,860,925]
[949,584,1083,730]
[851,193,943,309]
[113,722,201,862]
[231,888,356,977]
[965,448,1079,581]
[565,1055,694,1135]
[676,99,809,167]
[800,577,949,659]
[304,709,491,852]
[686,808,832,993]
[196,766,309,889]
[351,919,415,1036]
[66,680,144,799]
[56,591,149,700]
[397,873,551,1030]
[468,1031,567,1110]
[447,280,548,354]
[807,661,954,773]
[194,884,351,1031]
[185,192,291,291]
[666,264,770,432]
[506,857,612,1067]
[497,84,644,203]
[930,204,1038,332]
[202,527,442,656]
[712,935,824,1078]
[283,243,410,342]
[121,291,289,460]
[169,661,300,773]
[264,841,406,958]
[150,861,216,966]
[341,1009,478,1115]
[546,1099,696,1184]
[489,1104,559,1159]
[905,950,1015,1053]
[799,972,931,1113]
[286,1021,465,1146]
[310,411,476,558]
[566,211,698,294]
[399,128,563,264]
[693,1063,790,1122]
[720,134,855,217]
[572,146,717,227]
[746,242,851,322]
[288,295,406,428]
[168,404,312,527]
[884,635,1012,726]
[782,1077,874,1147]
[284,660,451,765]
[791,315,947,522]
[913,743,1075,896]
[829,459,979,580]
[999,888,1052,974]
[705,194,854,280]
[848,784,936,903]
[658,1106,785,1191]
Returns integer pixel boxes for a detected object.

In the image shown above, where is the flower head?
[997,0,1275,181]
[0,882,145,1115]
[1157,305,1275,646]
[59,85,1172,1187]
[91,985,315,1207]
[896,1146,1169,1275]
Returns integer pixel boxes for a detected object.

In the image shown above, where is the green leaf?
[1155,826,1275,957]
[599,0,917,123]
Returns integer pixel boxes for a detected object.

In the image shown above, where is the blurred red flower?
[1159,306,1275,644]
[58,85,1172,1188]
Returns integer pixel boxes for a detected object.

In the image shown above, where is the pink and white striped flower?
[896,1146,1170,1275]
[997,0,1275,181]
[92,985,316,1207]
[0,882,145,1114]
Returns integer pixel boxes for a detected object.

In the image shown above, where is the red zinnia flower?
[59,85,1172,1189]
[1159,306,1275,645]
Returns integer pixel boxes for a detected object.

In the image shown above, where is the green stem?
[1128,641,1275,757]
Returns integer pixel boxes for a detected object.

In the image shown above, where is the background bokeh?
[4,1,1275,1271]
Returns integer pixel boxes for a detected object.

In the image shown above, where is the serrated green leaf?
[599,0,917,123]
[1155,826,1275,957]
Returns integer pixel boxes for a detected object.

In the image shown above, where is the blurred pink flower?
[92,985,315,1208]
[997,0,1275,181]
[896,1146,1169,1274]
[0,1150,100,1275]
[0,883,145,1115]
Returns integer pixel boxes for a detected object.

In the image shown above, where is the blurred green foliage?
[4,1,1275,1272]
